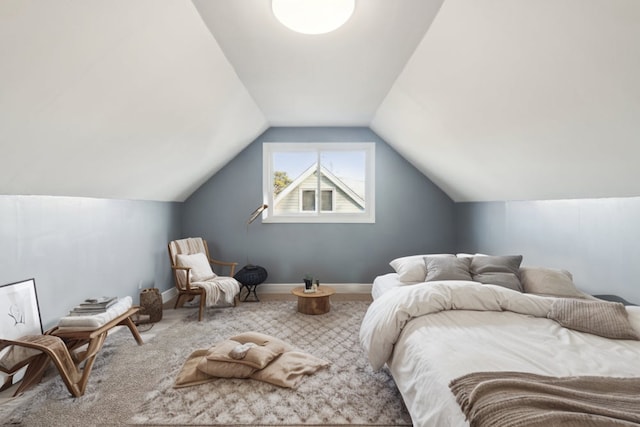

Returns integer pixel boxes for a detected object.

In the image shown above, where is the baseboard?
[160,283,372,302]
[162,287,178,303]
[258,283,372,294]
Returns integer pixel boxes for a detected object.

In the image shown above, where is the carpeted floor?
[0,299,411,426]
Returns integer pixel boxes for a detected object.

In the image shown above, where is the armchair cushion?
[56,296,133,331]
[176,253,217,282]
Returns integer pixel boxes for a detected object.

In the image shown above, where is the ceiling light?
[272,0,355,35]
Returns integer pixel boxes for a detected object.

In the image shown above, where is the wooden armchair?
[0,334,103,397]
[0,306,143,397]
[168,237,241,321]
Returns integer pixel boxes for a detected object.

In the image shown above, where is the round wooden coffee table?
[291,286,336,315]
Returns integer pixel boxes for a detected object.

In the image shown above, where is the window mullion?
[316,149,321,215]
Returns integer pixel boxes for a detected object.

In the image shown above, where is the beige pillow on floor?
[250,351,330,389]
[204,339,283,370]
[173,349,216,388]
[230,332,295,352]
[197,357,257,379]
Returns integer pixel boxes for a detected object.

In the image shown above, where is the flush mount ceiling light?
[272,0,355,35]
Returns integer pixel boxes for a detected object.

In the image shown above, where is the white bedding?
[372,273,407,299]
[359,281,640,427]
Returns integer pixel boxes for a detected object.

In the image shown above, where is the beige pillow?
[250,351,330,389]
[548,299,640,340]
[229,332,295,352]
[520,267,584,298]
[173,349,216,388]
[204,339,283,370]
[390,254,454,283]
[197,357,256,378]
[176,253,217,282]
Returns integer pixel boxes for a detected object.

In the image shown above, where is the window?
[300,189,334,212]
[263,142,375,223]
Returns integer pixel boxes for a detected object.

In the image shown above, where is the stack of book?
[69,296,117,316]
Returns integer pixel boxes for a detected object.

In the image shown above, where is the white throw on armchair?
[168,237,240,321]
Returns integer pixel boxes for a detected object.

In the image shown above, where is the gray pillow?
[424,256,473,282]
[470,255,523,292]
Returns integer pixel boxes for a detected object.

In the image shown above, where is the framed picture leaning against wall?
[0,278,43,385]
[0,278,43,340]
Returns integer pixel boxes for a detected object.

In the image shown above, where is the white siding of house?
[275,172,363,214]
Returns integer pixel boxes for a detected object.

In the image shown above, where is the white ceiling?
[192,0,441,126]
[1,0,639,202]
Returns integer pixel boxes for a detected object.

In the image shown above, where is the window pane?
[302,190,316,211]
[320,150,366,211]
[321,190,333,211]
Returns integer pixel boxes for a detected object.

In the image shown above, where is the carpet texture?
[1,301,411,426]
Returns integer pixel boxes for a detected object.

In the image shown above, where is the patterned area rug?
[130,301,411,426]
[1,301,411,426]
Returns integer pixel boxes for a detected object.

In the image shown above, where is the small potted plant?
[303,274,313,290]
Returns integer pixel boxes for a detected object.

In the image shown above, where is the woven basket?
[234,265,268,286]
[139,288,163,322]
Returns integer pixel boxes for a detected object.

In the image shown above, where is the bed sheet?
[387,306,640,427]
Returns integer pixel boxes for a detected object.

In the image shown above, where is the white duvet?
[359,281,640,427]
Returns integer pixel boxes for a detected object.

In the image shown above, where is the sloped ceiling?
[372,0,640,202]
[1,0,639,202]
[0,1,267,202]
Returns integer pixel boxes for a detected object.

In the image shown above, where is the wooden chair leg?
[198,292,206,321]
[121,315,144,345]
[1,374,14,392]
[13,353,51,396]
[174,293,186,309]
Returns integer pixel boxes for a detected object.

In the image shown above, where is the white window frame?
[263,142,375,223]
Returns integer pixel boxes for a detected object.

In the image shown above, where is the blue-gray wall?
[182,127,457,283]
[0,195,181,328]
[7,127,638,326]
[456,198,640,304]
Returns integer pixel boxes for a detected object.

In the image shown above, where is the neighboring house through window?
[263,142,375,223]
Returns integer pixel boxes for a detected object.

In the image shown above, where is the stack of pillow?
[389,253,588,298]
[173,331,329,389]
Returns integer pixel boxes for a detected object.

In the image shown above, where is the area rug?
[1,301,412,426]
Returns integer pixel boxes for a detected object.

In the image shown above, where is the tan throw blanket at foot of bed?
[449,371,640,427]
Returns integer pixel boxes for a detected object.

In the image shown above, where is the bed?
[360,254,640,426]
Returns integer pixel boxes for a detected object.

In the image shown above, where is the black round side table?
[234,265,268,302]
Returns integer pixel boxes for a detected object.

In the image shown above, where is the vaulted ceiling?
[1,0,639,203]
